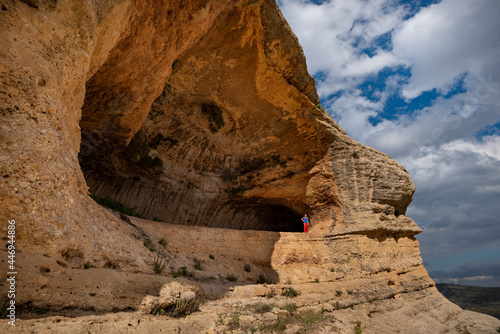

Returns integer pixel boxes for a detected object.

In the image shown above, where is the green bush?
[281,303,297,313]
[226,274,238,282]
[281,287,300,298]
[244,264,252,272]
[254,303,273,314]
[193,258,203,270]
[36,306,49,314]
[257,274,273,284]
[232,313,240,327]
[90,194,145,219]
[159,237,168,247]
[153,255,168,274]
[173,267,193,278]
[154,298,199,317]
[354,321,362,334]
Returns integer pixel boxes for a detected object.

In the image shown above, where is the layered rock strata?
[0,0,499,333]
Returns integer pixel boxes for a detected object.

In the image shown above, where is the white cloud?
[279,0,407,96]
[392,0,500,99]
[463,275,493,281]
[341,51,400,77]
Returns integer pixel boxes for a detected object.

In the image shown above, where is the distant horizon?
[278,0,500,287]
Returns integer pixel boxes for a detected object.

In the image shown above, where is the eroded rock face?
[1,0,499,332]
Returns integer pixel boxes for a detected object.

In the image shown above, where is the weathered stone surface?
[0,0,499,333]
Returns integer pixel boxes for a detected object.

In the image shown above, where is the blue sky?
[278,0,500,287]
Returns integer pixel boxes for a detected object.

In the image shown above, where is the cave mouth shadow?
[228,199,305,233]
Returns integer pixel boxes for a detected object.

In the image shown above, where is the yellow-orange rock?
[0,0,498,333]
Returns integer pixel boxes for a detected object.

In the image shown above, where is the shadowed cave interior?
[78,103,307,233]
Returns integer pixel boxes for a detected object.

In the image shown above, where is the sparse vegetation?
[173,267,193,278]
[336,290,342,296]
[232,313,240,327]
[266,289,276,299]
[281,287,300,298]
[250,303,273,314]
[259,318,287,332]
[316,103,326,113]
[143,238,156,252]
[281,303,297,313]
[347,290,353,295]
[226,274,238,282]
[354,321,362,334]
[90,194,145,219]
[209,254,215,260]
[367,297,379,304]
[455,325,472,334]
[153,255,168,274]
[244,264,252,272]
[193,257,203,270]
[159,237,168,247]
[314,278,320,283]
[352,151,360,159]
[295,309,325,326]
[154,298,199,318]
[84,261,91,269]
[36,306,49,314]
[257,274,273,284]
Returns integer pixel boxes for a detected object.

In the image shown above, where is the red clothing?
[303,223,308,233]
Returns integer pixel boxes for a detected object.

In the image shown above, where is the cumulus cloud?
[392,0,500,99]
[279,0,407,96]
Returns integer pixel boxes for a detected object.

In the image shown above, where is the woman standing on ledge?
[302,214,309,233]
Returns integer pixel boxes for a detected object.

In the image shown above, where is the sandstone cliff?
[1,0,499,333]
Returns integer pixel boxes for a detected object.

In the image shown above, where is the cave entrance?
[228,199,305,233]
